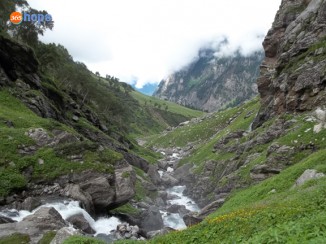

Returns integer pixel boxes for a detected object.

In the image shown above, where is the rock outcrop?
[154,48,263,112]
[254,0,326,128]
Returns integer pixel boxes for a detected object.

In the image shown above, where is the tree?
[8,7,54,47]
[0,0,28,31]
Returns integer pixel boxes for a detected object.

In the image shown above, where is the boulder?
[0,207,67,243]
[147,165,161,185]
[139,206,164,233]
[50,227,81,244]
[172,163,194,184]
[114,165,136,205]
[80,176,115,213]
[294,169,325,187]
[161,174,178,187]
[63,184,94,214]
[146,227,173,239]
[183,213,203,227]
[0,216,15,224]
[21,197,41,212]
[158,160,169,170]
[198,199,225,218]
[66,214,95,234]
[250,164,281,180]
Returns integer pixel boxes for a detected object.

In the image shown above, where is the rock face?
[154,48,263,112]
[254,0,326,128]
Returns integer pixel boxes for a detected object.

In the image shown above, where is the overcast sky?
[28,0,282,88]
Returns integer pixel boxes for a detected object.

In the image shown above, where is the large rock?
[66,214,95,234]
[114,165,136,206]
[63,184,94,214]
[198,199,225,218]
[183,213,203,227]
[139,206,164,233]
[161,173,178,187]
[250,164,281,180]
[21,197,41,212]
[80,176,115,213]
[50,227,81,244]
[147,165,161,185]
[294,169,325,187]
[0,207,67,243]
[172,163,194,185]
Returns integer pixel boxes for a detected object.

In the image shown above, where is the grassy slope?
[140,96,326,243]
[146,97,260,164]
[131,91,204,118]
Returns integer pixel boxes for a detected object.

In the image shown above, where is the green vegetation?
[38,231,56,244]
[0,233,30,244]
[63,236,105,244]
[110,203,140,216]
[131,91,203,118]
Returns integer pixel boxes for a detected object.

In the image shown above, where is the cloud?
[28,0,281,88]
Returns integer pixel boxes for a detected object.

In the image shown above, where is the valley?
[1,0,326,243]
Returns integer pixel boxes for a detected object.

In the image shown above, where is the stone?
[0,216,15,224]
[183,213,203,227]
[21,197,41,212]
[63,184,94,214]
[198,199,225,218]
[80,176,115,213]
[294,169,325,187]
[72,115,79,122]
[50,227,81,244]
[114,165,136,205]
[0,207,67,243]
[139,206,164,233]
[147,165,161,185]
[67,214,95,234]
[161,173,178,187]
[250,164,281,180]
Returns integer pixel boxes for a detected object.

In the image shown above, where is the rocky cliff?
[253,0,326,128]
[154,48,263,112]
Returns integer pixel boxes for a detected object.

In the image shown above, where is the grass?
[0,233,30,244]
[63,236,105,244]
[110,203,140,216]
[38,231,56,244]
[131,91,204,118]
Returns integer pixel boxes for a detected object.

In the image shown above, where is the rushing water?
[161,186,200,230]
[0,200,121,235]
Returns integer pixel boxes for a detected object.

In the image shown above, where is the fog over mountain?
[29,0,281,88]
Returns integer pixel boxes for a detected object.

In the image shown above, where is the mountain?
[154,48,264,112]
[1,0,326,243]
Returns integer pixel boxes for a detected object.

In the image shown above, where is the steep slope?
[154,48,263,112]
[253,0,326,128]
